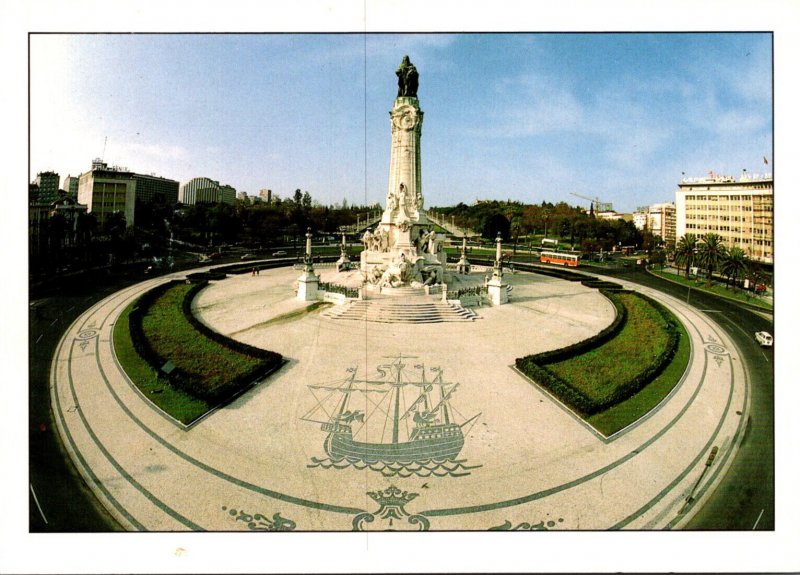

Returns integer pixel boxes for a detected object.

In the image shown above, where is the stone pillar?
[456,236,470,274]
[336,231,351,271]
[297,228,319,301]
[487,233,508,305]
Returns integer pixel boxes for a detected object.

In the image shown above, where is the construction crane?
[570,192,613,214]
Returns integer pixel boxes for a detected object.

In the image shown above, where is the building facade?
[132,173,179,205]
[675,172,773,264]
[648,202,676,247]
[62,175,80,198]
[77,160,179,228]
[632,210,648,231]
[77,165,136,228]
[32,171,61,203]
[179,177,237,206]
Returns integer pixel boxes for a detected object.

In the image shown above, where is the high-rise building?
[259,188,272,203]
[62,175,80,198]
[675,171,773,264]
[632,210,648,231]
[77,164,136,228]
[648,202,676,247]
[220,184,236,206]
[133,173,179,205]
[32,171,61,203]
[179,177,237,206]
[76,159,179,228]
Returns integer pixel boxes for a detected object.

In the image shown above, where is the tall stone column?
[297,228,319,301]
[487,233,508,305]
[383,96,427,229]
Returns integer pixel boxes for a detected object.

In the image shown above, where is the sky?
[29,32,773,213]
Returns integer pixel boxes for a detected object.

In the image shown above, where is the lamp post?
[687,247,698,304]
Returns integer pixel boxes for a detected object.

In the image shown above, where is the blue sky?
[30,32,772,212]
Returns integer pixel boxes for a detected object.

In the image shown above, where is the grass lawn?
[140,284,264,389]
[586,317,690,436]
[650,268,772,310]
[546,292,672,405]
[114,282,283,425]
[113,300,211,424]
[518,291,688,436]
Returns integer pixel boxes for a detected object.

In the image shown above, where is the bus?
[540,251,581,267]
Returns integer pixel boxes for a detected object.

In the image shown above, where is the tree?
[696,233,728,284]
[674,234,698,279]
[721,246,748,293]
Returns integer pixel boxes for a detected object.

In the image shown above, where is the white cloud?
[481,73,585,137]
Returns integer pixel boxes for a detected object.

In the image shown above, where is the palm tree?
[674,234,698,279]
[695,233,728,284]
[721,246,748,293]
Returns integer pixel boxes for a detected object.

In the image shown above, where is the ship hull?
[325,429,464,464]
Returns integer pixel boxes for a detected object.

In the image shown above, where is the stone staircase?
[323,296,478,324]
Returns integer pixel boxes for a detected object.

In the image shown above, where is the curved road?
[591,264,774,530]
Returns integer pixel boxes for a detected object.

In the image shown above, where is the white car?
[755,331,773,347]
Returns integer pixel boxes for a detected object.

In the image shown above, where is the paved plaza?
[50,265,749,531]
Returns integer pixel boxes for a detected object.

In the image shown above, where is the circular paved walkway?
[50,265,748,531]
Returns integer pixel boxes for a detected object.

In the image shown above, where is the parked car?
[240,253,254,260]
[272,250,287,256]
[755,331,773,347]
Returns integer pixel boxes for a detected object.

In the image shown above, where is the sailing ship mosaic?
[303,356,482,477]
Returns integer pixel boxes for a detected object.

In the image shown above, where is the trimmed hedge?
[515,290,681,416]
[581,280,624,291]
[525,289,628,365]
[128,280,284,404]
[186,271,228,282]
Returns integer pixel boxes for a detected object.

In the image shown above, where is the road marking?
[698,309,723,313]
[30,483,48,525]
[66,305,75,313]
[753,508,765,529]
[761,350,770,363]
[49,318,58,326]
[35,334,44,344]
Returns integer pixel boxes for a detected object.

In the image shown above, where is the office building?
[675,171,773,264]
[179,177,237,206]
[32,171,61,203]
[648,202,676,247]
[76,159,179,228]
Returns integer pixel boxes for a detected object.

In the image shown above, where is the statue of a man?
[398,183,409,216]
[396,55,419,98]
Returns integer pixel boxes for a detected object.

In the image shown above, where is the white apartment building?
[675,171,773,264]
[648,202,676,247]
[180,177,237,206]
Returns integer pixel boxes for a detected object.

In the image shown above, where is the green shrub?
[515,291,681,417]
[128,281,283,406]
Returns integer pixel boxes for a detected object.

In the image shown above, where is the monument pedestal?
[487,277,508,306]
[297,270,319,301]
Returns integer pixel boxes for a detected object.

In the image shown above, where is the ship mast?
[336,369,357,419]
[436,369,452,424]
[391,359,404,444]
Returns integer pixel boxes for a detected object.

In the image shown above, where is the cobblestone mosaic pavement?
[50,266,748,531]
